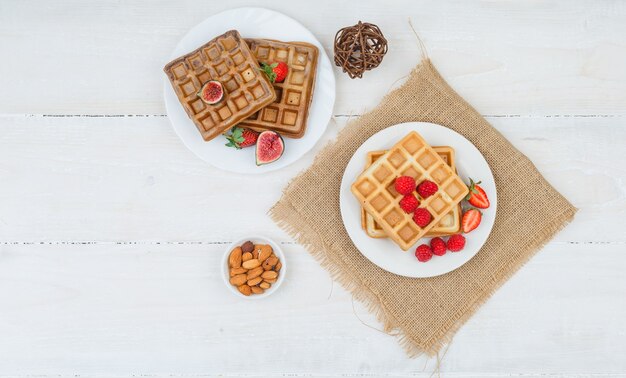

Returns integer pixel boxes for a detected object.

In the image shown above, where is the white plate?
[163,7,336,174]
[340,122,497,278]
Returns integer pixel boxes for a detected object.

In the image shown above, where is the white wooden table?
[1,1,625,376]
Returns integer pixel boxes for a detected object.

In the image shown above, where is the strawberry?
[447,234,466,252]
[430,237,447,256]
[399,195,419,213]
[466,178,490,209]
[412,208,432,227]
[261,62,288,83]
[225,127,259,149]
[462,209,482,233]
[394,176,416,195]
[415,244,433,262]
[417,180,438,198]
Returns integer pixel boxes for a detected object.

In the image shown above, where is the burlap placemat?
[270,59,576,356]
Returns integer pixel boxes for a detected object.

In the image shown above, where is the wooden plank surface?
[0,0,625,376]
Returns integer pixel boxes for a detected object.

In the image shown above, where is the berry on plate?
[261,62,288,83]
[412,208,432,227]
[225,127,259,149]
[399,195,419,213]
[447,234,466,252]
[466,178,490,209]
[430,237,447,256]
[394,176,416,196]
[415,244,433,262]
[462,208,482,233]
[417,180,438,198]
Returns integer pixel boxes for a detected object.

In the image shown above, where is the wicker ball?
[334,21,388,79]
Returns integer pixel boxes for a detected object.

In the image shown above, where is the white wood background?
[0,0,625,376]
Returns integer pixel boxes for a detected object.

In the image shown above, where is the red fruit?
[417,180,438,198]
[225,127,259,149]
[261,62,288,83]
[462,209,482,233]
[415,244,433,262]
[447,234,466,252]
[197,80,223,104]
[399,195,419,213]
[430,237,447,256]
[466,178,490,209]
[394,176,416,195]
[412,208,432,227]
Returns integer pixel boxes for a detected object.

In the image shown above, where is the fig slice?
[255,131,285,166]
[197,80,224,104]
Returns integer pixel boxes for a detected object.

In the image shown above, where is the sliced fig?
[255,131,284,166]
[197,80,223,104]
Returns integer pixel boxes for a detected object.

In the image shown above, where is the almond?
[247,276,263,286]
[262,259,273,270]
[242,259,261,269]
[250,286,264,294]
[237,284,252,296]
[252,249,259,259]
[230,267,247,276]
[242,252,253,262]
[258,245,272,262]
[246,266,264,280]
[263,278,277,284]
[259,282,271,289]
[265,256,278,267]
[229,247,243,268]
[261,270,278,280]
[229,274,247,286]
[275,261,282,271]
[241,241,254,253]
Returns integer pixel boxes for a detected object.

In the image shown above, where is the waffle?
[238,38,319,139]
[361,147,462,238]
[163,30,276,141]
[351,131,469,251]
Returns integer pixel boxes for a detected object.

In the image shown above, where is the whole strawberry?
[415,244,433,262]
[462,208,482,233]
[430,237,447,256]
[417,180,438,198]
[412,208,432,227]
[466,178,490,209]
[395,176,416,196]
[225,127,259,149]
[399,195,419,213]
[261,62,288,83]
[447,234,466,252]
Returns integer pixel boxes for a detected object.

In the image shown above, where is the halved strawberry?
[462,208,482,233]
[465,178,490,209]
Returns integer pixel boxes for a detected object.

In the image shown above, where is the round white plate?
[163,7,336,174]
[340,122,497,278]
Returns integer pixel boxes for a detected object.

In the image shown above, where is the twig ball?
[333,21,388,79]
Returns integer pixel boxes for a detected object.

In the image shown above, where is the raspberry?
[417,180,438,198]
[399,195,419,213]
[394,176,416,195]
[415,244,433,262]
[430,237,447,256]
[412,208,432,227]
[447,234,466,252]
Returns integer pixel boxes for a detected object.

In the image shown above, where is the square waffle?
[361,147,462,238]
[351,131,469,251]
[238,38,319,139]
[163,30,277,141]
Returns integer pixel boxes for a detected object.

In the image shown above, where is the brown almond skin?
[247,276,263,286]
[229,247,243,268]
[242,252,253,262]
[238,284,252,296]
[275,261,282,272]
[252,249,259,259]
[241,241,254,253]
[246,266,264,280]
[230,267,247,277]
[258,245,272,262]
[262,259,273,270]
[259,282,271,289]
[261,270,278,280]
[263,277,278,284]
[242,259,261,269]
[265,256,278,266]
[250,286,264,294]
[229,274,247,286]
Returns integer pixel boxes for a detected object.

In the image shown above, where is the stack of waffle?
[351,131,469,251]
[164,30,319,142]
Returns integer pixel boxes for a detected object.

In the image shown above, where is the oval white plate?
[163,7,336,174]
[340,122,497,278]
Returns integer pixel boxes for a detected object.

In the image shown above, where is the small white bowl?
[221,235,287,299]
